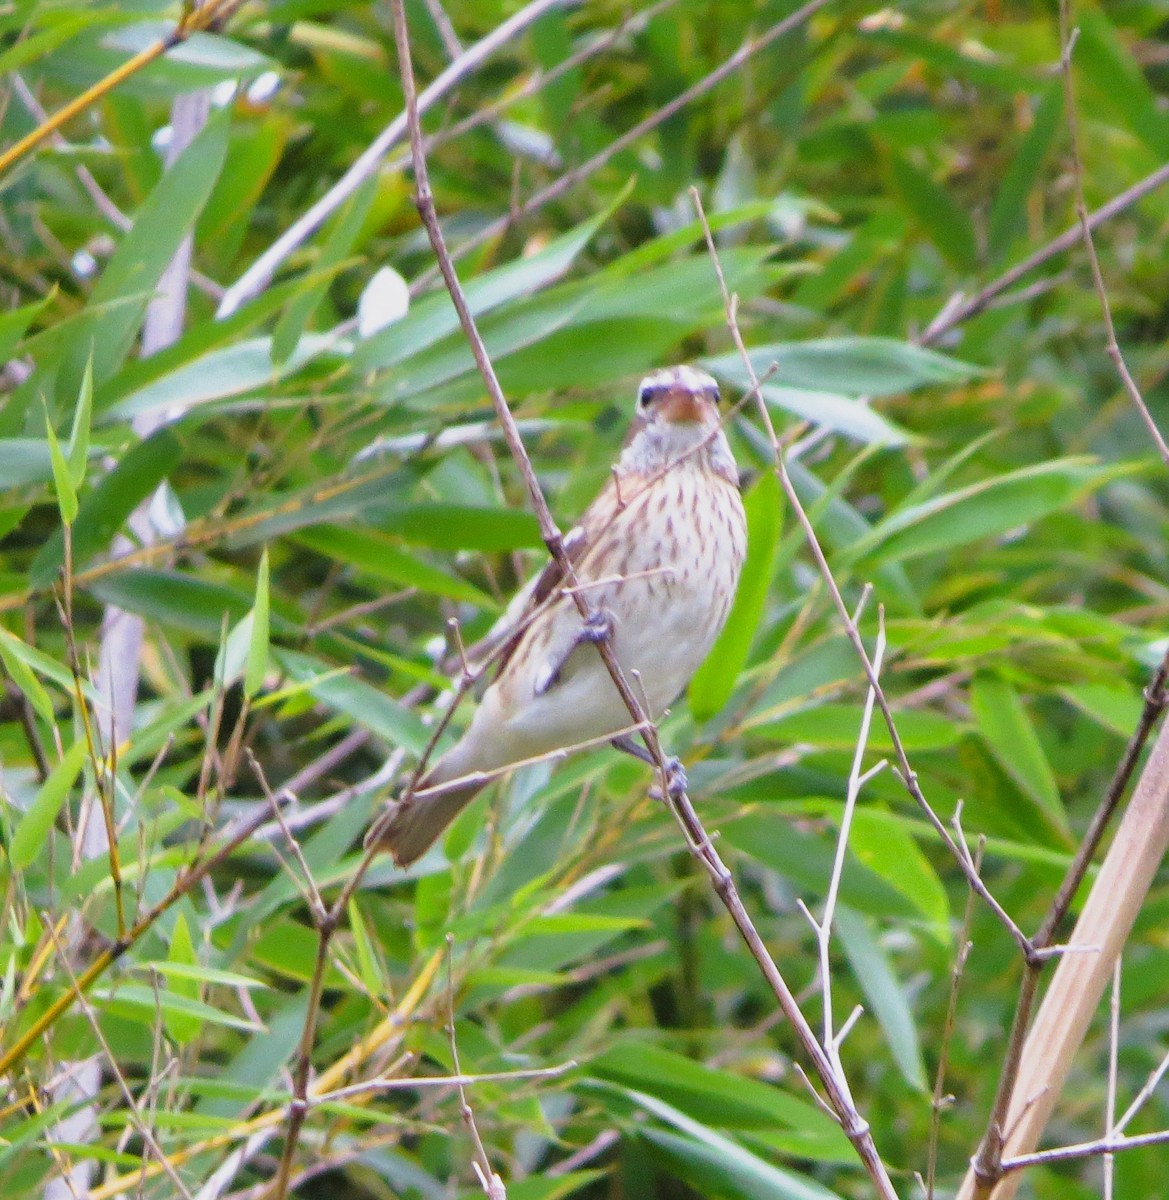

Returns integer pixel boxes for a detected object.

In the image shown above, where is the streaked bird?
[371,365,747,865]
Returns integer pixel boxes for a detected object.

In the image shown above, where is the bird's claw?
[649,757,688,801]
[580,607,615,644]
[535,609,617,696]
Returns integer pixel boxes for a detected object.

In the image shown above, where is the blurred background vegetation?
[3,0,1169,1197]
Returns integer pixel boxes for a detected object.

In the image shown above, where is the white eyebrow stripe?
[638,364,718,393]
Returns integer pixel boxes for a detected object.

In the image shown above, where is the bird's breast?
[585,467,746,712]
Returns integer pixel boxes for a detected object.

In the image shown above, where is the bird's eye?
[638,384,656,408]
[711,386,721,405]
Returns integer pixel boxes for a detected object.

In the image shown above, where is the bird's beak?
[659,387,709,424]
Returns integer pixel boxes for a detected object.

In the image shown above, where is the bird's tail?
[366,755,486,867]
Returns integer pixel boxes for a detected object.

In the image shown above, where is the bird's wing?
[467,477,623,678]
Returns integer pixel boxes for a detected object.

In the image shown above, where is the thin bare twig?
[924,842,982,1200]
[43,920,196,1200]
[952,11,1169,1183]
[920,172,1169,349]
[801,609,887,1092]
[1057,1,1169,467]
[1000,1127,1169,1173]
[958,710,1169,1200]
[446,937,506,1200]
[387,0,679,183]
[313,1060,575,1105]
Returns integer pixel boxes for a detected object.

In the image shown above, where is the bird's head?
[635,364,722,429]
[620,365,737,482]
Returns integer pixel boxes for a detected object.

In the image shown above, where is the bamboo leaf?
[10,740,89,870]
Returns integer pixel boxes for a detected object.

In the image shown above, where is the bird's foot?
[535,608,616,696]
[580,606,615,644]
[611,735,688,797]
[648,757,688,801]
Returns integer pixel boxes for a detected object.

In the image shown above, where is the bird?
[369,364,747,866]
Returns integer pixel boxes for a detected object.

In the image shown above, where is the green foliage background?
[3,0,1169,1197]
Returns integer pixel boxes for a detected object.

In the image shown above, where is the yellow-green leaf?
[10,740,89,870]
[244,549,270,698]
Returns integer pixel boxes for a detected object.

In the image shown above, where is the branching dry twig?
[956,706,1169,1200]
[798,605,887,1098]
[384,6,902,1196]
[923,842,982,1200]
[949,10,1169,1187]
[690,186,1033,959]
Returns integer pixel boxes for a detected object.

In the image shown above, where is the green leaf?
[722,811,921,921]
[9,740,89,870]
[1075,8,1169,160]
[275,649,429,754]
[785,458,920,615]
[346,898,386,995]
[68,354,94,488]
[104,333,339,422]
[215,609,253,691]
[63,104,232,391]
[352,191,627,372]
[0,12,119,76]
[0,439,55,488]
[0,626,95,700]
[0,294,52,364]
[887,154,978,272]
[752,703,961,752]
[30,429,183,588]
[847,807,950,932]
[845,459,1119,566]
[1061,683,1143,739]
[971,675,1069,837]
[99,23,276,88]
[44,406,78,525]
[164,913,201,1044]
[714,371,907,445]
[134,961,267,989]
[245,550,270,698]
[0,629,57,728]
[95,267,346,414]
[835,907,927,1090]
[497,1175,603,1200]
[371,503,543,552]
[706,337,978,396]
[690,471,782,719]
[631,1091,843,1200]
[93,983,263,1033]
[272,177,376,364]
[987,83,1063,261]
[590,1043,846,1147]
[291,524,496,607]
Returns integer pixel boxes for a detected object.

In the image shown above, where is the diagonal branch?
[216,0,574,317]
[384,6,902,1198]
[420,0,833,290]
